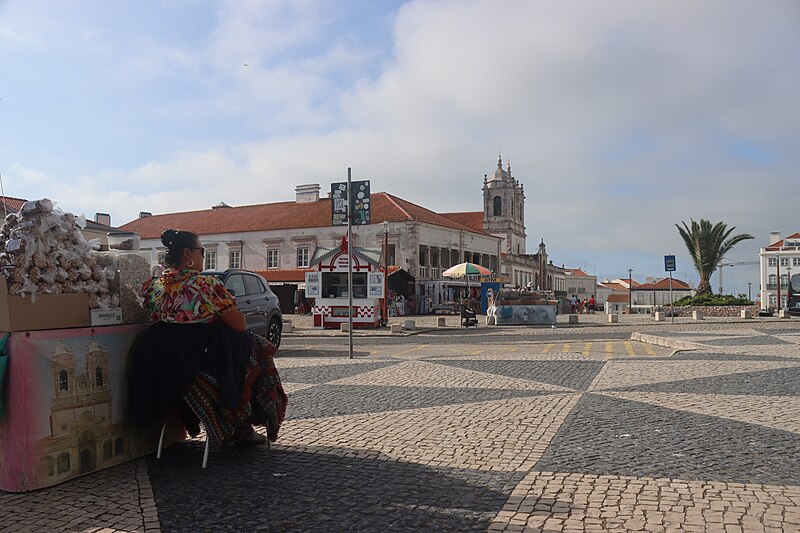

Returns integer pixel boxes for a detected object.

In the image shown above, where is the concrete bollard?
[693,310,703,320]
[340,322,350,332]
[779,309,790,318]
[568,315,579,324]
[608,314,619,323]
[390,323,403,333]
[437,317,447,327]
[740,309,752,319]
[654,312,665,322]
[282,320,293,333]
[403,319,416,331]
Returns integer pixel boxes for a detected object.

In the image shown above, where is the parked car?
[203,269,283,349]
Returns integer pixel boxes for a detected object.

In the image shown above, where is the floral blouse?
[142,269,236,323]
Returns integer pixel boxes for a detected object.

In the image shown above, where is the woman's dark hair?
[160,229,199,268]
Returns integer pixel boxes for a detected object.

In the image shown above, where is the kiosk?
[305,238,384,329]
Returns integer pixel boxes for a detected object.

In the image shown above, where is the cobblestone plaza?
[2,318,799,532]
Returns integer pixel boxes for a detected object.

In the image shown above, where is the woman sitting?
[130,229,287,448]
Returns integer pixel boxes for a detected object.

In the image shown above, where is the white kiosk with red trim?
[305,237,384,329]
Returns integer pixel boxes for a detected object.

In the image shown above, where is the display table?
[0,324,162,492]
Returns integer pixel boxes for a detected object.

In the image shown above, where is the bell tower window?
[493,196,502,216]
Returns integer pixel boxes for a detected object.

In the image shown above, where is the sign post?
[332,173,371,358]
[665,254,676,323]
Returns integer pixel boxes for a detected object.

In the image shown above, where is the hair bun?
[161,229,178,247]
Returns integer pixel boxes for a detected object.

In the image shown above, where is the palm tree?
[675,219,754,295]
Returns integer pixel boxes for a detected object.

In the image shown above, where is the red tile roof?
[565,268,591,277]
[766,232,800,250]
[606,294,631,303]
[635,278,691,290]
[440,211,484,232]
[1,195,27,212]
[256,269,313,283]
[598,282,628,291]
[119,192,496,239]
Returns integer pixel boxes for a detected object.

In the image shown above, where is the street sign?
[331,180,370,226]
[664,255,676,272]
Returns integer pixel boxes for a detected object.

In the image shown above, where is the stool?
[157,421,210,468]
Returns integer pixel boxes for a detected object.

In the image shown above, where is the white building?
[759,231,800,310]
[564,269,598,301]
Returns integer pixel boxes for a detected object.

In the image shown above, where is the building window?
[57,452,70,474]
[768,258,777,267]
[297,247,309,268]
[780,257,789,267]
[205,250,217,270]
[769,294,777,305]
[267,249,279,269]
[59,370,69,392]
[781,274,789,286]
[768,274,777,290]
[95,367,103,387]
[493,196,502,216]
[157,252,165,266]
[387,244,396,266]
[103,441,113,460]
[229,249,241,269]
[794,257,800,267]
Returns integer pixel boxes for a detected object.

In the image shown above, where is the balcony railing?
[430,268,439,279]
[766,284,777,290]
[419,266,428,278]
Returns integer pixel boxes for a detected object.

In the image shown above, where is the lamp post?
[748,282,752,301]
[628,268,633,314]
[383,220,389,326]
[776,253,781,312]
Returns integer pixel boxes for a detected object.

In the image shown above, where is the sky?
[2,0,799,298]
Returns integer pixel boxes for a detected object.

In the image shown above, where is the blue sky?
[2,0,799,296]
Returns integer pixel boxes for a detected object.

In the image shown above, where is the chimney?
[295,184,320,203]
[139,211,152,218]
[94,213,111,226]
[769,231,781,245]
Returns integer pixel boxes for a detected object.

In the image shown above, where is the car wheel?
[268,317,282,350]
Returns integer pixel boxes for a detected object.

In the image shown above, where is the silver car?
[204,269,283,349]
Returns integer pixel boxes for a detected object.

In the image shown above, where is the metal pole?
[383,220,389,327]
[347,168,354,359]
[0,172,8,219]
[776,253,781,313]
[628,268,633,314]
[669,271,674,324]
[748,282,751,301]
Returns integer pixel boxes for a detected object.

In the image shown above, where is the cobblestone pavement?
[2,320,799,532]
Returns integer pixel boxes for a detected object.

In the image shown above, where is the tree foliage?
[675,219,754,295]
[673,293,753,306]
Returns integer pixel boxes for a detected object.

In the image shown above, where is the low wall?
[666,305,760,318]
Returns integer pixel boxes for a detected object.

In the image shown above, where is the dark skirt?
[129,321,287,447]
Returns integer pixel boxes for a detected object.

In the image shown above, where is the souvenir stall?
[0,199,161,492]
[486,287,558,326]
[305,237,384,329]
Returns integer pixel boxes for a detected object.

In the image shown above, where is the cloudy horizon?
[2,0,798,297]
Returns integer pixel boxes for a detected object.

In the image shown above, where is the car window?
[225,274,246,296]
[244,274,264,296]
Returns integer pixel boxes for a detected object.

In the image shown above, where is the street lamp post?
[776,253,781,312]
[748,282,752,301]
[628,268,633,314]
[383,220,389,326]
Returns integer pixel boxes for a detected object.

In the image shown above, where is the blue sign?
[664,255,676,272]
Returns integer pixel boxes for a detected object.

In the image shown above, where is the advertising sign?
[368,272,385,298]
[331,180,371,226]
[305,271,321,297]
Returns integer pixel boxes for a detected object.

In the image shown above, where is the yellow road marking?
[542,343,555,353]
[605,342,613,359]
[582,342,592,356]
[390,344,429,358]
[624,341,636,356]
[645,344,657,356]
[562,342,571,352]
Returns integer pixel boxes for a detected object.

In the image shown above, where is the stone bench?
[608,314,619,323]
